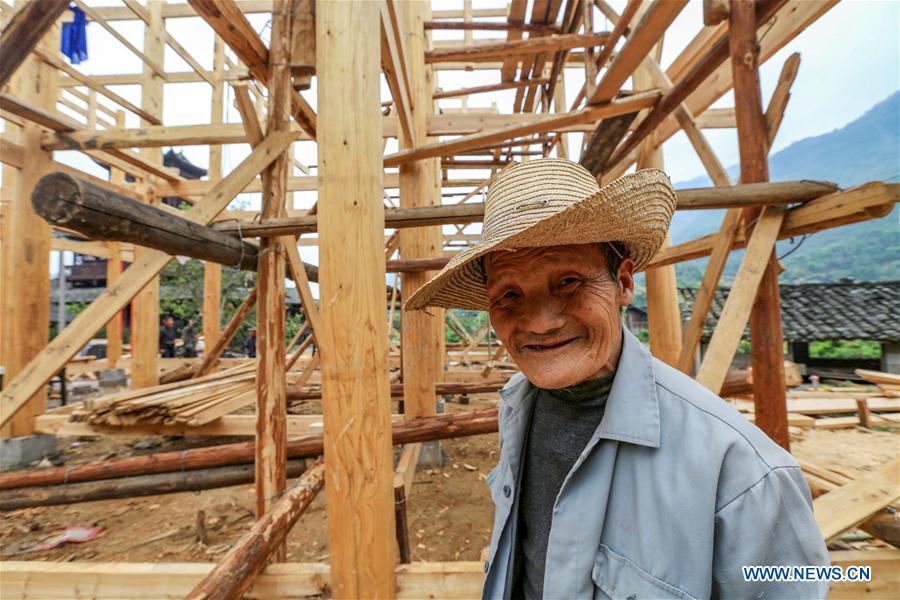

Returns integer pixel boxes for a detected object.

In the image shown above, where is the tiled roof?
[679,280,900,342]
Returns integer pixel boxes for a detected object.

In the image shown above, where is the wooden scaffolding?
[0,0,898,597]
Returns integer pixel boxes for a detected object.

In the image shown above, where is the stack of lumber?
[857,369,900,398]
[74,364,256,427]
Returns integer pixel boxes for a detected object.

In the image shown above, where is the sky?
[10,0,898,276]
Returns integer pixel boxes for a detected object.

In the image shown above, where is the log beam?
[0,0,68,88]
[0,132,297,429]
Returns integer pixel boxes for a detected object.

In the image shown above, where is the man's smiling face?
[484,243,634,389]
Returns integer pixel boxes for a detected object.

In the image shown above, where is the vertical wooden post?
[318,0,397,596]
[729,0,789,449]
[399,1,443,421]
[0,19,58,437]
[635,64,682,367]
[203,36,226,354]
[105,112,126,369]
[255,0,290,554]
[131,0,165,389]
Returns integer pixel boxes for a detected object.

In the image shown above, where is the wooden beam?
[0,92,76,132]
[704,0,731,26]
[204,37,227,354]
[254,3,291,551]
[603,0,796,173]
[129,0,165,390]
[694,206,784,395]
[676,53,798,373]
[185,461,325,600]
[120,0,215,86]
[588,0,687,105]
[0,131,296,429]
[187,0,316,139]
[729,0,789,449]
[0,0,68,88]
[317,1,396,594]
[398,0,443,444]
[384,90,661,167]
[424,21,560,32]
[0,23,58,437]
[213,180,838,237]
[381,1,414,143]
[32,173,261,270]
[648,182,898,268]
[433,79,553,102]
[425,32,609,64]
[635,59,682,369]
[106,113,126,370]
[32,48,161,126]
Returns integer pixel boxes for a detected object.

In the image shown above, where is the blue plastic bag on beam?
[61,5,88,64]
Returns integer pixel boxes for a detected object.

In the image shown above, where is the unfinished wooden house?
[0,0,898,597]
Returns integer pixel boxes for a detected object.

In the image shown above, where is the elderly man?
[406,159,828,599]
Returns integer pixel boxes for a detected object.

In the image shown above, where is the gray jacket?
[483,329,829,599]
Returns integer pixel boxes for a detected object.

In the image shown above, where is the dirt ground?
[1,390,898,564]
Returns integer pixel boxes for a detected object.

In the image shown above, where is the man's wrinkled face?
[485,244,634,389]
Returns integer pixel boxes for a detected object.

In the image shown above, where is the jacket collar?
[498,327,660,451]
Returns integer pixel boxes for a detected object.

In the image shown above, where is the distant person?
[159,315,177,358]
[244,327,257,358]
[182,318,197,358]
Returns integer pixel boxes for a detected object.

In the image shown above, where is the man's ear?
[617,258,635,307]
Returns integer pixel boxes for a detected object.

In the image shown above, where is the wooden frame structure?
[1,0,898,597]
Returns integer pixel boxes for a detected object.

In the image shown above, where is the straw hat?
[404,157,676,312]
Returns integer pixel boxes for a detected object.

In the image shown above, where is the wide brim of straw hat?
[404,163,676,312]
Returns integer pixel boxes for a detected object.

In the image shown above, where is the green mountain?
[663,90,899,291]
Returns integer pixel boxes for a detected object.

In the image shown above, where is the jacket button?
[503,484,511,498]
[484,560,490,573]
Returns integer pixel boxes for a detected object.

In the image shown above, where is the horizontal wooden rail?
[212,181,839,238]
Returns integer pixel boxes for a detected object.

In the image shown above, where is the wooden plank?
[829,549,900,599]
[815,459,900,541]
[694,206,785,395]
[384,90,661,167]
[317,1,396,595]
[0,561,486,599]
[106,116,126,370]
[0,0,68,87]
[0,131,296,429]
